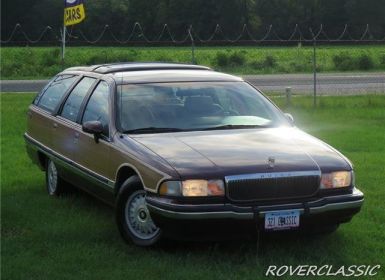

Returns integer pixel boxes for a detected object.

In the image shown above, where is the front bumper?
[146,188,364,238]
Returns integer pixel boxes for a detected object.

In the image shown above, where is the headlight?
[320,171,352,189]
[159,180,225,197]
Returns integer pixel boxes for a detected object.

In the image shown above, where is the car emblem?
[268,157,275,168]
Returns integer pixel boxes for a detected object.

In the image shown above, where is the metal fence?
[2,23,385,45]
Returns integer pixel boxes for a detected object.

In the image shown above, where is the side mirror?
[82,121,103,143]
[284,113,295,125]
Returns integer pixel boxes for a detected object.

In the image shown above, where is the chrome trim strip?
[147,195,364,220]
[24,133,114,188]
[225,170,321,182]
[147,204,254,220]
[308,199,364,215]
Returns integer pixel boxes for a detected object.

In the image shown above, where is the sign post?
[62,0,86,64]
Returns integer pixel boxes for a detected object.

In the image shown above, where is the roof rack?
[91,62,211,74]
[64,62,211,74]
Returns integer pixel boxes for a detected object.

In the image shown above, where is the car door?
[27,75,78,149]
[52,76,97,182]
[73,80,114,202]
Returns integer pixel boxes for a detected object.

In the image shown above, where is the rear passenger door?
[28,75,78,149]
[52,76,97,179]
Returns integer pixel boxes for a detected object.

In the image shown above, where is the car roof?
[63,62,243,84]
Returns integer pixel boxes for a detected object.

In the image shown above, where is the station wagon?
[25,63,364,246]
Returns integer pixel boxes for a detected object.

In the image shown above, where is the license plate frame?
[264,210,300,230]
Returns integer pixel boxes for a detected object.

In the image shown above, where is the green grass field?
[1,45,385,79]
[1,93,385,279]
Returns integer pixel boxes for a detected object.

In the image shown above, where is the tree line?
[2,0,385,41]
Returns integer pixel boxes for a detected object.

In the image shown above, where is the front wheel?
[116,180,161,246]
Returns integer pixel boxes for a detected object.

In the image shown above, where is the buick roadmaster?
[25,63,364,246]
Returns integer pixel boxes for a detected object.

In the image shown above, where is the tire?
[116,176,162,246]
[46,159,66,196]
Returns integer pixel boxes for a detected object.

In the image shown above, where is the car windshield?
[116,81,289,133]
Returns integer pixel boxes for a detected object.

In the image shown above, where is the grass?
[1,45,385,79]
[1,93,385,279]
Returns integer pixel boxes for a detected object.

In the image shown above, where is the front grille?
[225,171,321,202]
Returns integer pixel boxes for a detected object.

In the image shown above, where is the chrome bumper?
[146,188,364,220]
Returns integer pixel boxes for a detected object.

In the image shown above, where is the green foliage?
[1,45,385,79]
[2,93,385,280]
[357,54,374,70]
[215,51,230,67]
[262,55,276,68]
[228,51,246,66]
[332,52,357,71]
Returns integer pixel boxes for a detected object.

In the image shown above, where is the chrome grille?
[225,171,321,202]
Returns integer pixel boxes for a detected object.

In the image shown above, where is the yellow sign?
[64,0,85,26]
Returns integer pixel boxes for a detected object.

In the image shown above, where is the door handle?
[74,132,80,138]
[53,123,58,128]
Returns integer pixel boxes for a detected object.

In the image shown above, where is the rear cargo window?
[35,75,78,112]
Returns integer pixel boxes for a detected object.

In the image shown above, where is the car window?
[117,82,289,132]
[82,81,110,136]
[36,75,77,112]
[60,77,96,122]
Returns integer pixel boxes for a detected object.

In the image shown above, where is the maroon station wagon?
[25,63,364,246]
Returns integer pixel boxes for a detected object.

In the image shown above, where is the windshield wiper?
[202,124,266,131]
[123,127,185,134]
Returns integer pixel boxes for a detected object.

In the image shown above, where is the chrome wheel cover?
[125,191,160,240]
[47,160,58,194]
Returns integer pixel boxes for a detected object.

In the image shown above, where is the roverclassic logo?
[265,265,381,277]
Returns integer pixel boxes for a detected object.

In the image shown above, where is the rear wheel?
[46,159,66,196]
[116,178,161,246]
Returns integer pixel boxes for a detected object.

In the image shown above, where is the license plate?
[264,210,300,230]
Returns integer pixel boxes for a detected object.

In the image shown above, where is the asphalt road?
[1,73,384,95]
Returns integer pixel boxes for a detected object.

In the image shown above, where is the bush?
[228,51,246,66]
[332,53,357,71]
[41,48,60,67]
[87,53,108,64]
[380,54,385,66]
[357,54,374,70]
[289,62,307,72]
[263,55,276,68]
[215,52,229,67]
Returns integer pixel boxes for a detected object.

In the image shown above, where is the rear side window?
[35,75,77,112]
[60,77,96,122]
[82,81,110,136]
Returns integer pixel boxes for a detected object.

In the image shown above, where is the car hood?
[130,127,352,179]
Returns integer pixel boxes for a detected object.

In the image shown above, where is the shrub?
[41,48,60,67]
[357,54,374,70]
[380,54,385,65]
[263,55,276,68]
[87,53,108,64]
[249,60,263,69]
[289,62,306,72]
[228,51,245,66]
[215,51,229,67]
[332,53,357,71]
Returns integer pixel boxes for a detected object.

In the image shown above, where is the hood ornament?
[268,157,275,168]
